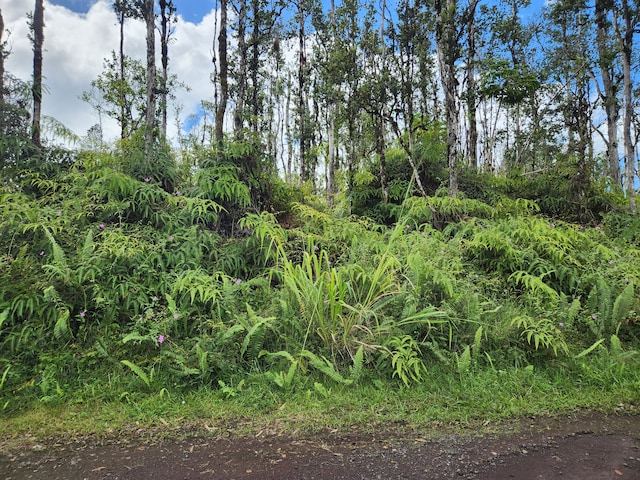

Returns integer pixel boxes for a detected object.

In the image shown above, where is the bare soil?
[1,412,639,479]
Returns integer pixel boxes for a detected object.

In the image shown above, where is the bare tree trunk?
[619,0,636,212]
[435,0,459,197]
[31,0,44,147]
[0,8,5,104]
[378,0,388,203]
[326,0,337,205]
[327,113,336,205]
[595,0,621,186]
[144,0,156,155]
[285,72,293,182]
[215,0,228,148]
[159,0,174,140]
[298,2,310,183]
[234,1,247,139]
[465,7,478,169]
[118,7,127,140]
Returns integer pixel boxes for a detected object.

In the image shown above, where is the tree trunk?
[159,0,172,139]
[435,0,459,197]
[619,0,636,212]
[327,112,336,205]
[465,5,478,169]
[144,0,156,155]
[215,0,228,148]
[234,1,247,139]
[0,8,5,104]
[298,2,310,183]
[118,8,127,140]
[595,0,621,186]
[378,0,388,203]
[31,0,44,147]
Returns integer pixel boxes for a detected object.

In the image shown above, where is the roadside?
[1,412,639,479]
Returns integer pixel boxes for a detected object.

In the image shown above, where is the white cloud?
[3,0,218,144]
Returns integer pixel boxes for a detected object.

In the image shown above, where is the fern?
[53,308,71,340]
[121,360,151,388]
[300,349,353,384]
[239,304,275,361]
[612,282,634,327]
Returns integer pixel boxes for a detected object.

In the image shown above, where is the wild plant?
[584,280,636,340]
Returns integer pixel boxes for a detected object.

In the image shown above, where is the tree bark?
[465,4,478,169]
[435,0,459,197]
[619,0,636,212]
[0,8,5,104]
[595,0,621,186]
[298,2,310,183]
[144,0,156,154]
[215,0,228,148]
[234,0,247,139]
[159,0,173,139]
[31,0,44,147]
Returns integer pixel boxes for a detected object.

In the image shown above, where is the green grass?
[2,357,638,449]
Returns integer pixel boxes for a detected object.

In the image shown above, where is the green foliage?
[510,315,569,357]
[2,138,640,411]
[377,335,427,387]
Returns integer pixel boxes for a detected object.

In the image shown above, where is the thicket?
[1,140,639,412]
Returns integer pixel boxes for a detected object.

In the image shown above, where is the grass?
[2,357,638,450]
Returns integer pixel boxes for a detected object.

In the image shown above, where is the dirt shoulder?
[1,412,639,479]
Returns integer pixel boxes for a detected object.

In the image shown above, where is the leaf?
[575,339,605,359]
[121,360,151,387]
[53,309,71,340]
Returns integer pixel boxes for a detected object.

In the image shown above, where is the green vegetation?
[1,137,639,441]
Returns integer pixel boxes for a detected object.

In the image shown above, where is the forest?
[0,0,639,429]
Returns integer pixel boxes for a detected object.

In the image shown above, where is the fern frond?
[612,282,634,327]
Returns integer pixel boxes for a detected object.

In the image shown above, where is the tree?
[82,53,148,138]
[0,8,5,104]
[113,0,144,140]
[594,0,621,186]
[158,0,176,139]
[31,0,44,147]
[144,0,156,154]
[214,0,229,148]
[615,0,638,212]
[435,0,479,197]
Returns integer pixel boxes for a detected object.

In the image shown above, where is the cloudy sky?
[3,0,218,143]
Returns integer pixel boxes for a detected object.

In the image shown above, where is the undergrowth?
[1,153,639,436]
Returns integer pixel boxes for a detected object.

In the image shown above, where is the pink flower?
[145,177,151,183]
[99,223,105,229]
[152,296,158,302]
[235,279,242,285]
[173,313,179,319]
[40,251,45,256]
[158,334,165,344]
[79,311,86,317]
[168,236,174,241]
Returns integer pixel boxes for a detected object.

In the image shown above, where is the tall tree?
[144,0,156,154]
[158,0,176,139]
[594,0,621,186]
[31,0,44,147]
[214,0,229,148]
[296,0,313,184]
[615,0,638,212]
[232,0,248,138]
[0,8,5,104]
[435,0,479,196]
[113,0,144,140]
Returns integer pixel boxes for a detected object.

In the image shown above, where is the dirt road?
[2,412,639,479]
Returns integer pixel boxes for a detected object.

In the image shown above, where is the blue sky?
[49,0,216,23]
